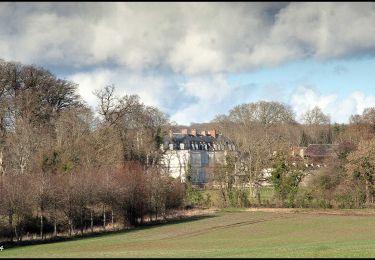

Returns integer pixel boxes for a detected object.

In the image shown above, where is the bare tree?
[93,84,169,166]
[227,101,295,126]
[346,138,375,206]
[361,107,375,126]
[213,101,298,204]
[303,106,330,125]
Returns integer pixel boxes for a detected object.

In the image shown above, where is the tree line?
[0,60,184,243]
[208,101,375,209]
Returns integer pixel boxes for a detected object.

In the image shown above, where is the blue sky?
[228,57,375,106]
[1,2,375,125]
[228,57,375,123]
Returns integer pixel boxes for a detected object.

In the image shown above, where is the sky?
[1,2,375,125]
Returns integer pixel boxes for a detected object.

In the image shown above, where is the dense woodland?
[0,60,184,242]
[1,59,375,242]
[206,101,375,209]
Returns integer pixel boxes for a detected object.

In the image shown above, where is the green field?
[2,209,375,258]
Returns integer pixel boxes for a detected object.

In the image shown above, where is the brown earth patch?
[245,207,375,216]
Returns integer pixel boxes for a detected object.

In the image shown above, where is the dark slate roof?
[163,133,235,151]
[305,144,338,160]
[164,133,232,143]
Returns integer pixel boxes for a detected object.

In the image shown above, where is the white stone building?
[160,128,235,185]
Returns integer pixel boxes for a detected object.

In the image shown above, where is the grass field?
[2,209,375,258]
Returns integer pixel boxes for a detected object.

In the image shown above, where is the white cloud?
[168,31,225,74]
[350,92,375,115]
[68,71,375,125]
[69,69,237,125]
[171,74,233,124]
[70,70,375,126]
[181,75,230,101]
[2,3,375,74]
[3,2,375,126]
[69,69,115,109]
[68,68,172,113]
[290,86,375,123]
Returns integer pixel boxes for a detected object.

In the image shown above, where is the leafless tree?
[346,138,375,206]
[303,106,330,125]
[227,101,295,126]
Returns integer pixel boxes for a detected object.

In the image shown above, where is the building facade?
[160,128,235,185]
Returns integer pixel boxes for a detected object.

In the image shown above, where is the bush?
[0,224,12,240]
[335,194,355,209]
[228,190,249,208]
[165,178,185,210]
[317,199,332,209]
[21,215,54,235]
[186,186,211,208]
[294,188,314,208]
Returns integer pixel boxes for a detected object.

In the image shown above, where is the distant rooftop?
[305,144,338,158]
[163,128,235,151]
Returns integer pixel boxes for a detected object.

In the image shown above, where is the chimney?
[181,128,188,135]
[201,130,207,136]
[191,128,197,136]
[208,129,217,138]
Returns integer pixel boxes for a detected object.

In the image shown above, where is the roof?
[305,144,338,158]
[163,133,235,151]
[304,144,338,164]
[164,132,233,144]
[164,134,214,144]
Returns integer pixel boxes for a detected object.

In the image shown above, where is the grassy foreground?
[2,209,375,258]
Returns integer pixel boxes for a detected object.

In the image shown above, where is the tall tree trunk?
[103,204,106,230]
[54,218,57,238]
[68,218,72,237]
[111,210,114,229]
[8,211,13,242]
[90,210,93,233]
[80,207,84,236]
[257,186,261,205]
[40,214,43,239]
[15,215,19,242]
[14,226,18,242]
[0,150,4,176]
[123,211,128,228]
[53,203,57,238]
[68,190,73,236]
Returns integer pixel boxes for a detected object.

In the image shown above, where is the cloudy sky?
[1,2,375,124]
